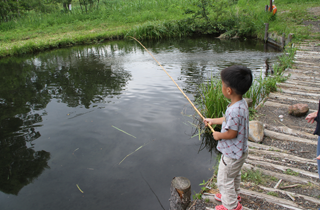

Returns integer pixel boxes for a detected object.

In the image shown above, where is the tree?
[79,0,100,13]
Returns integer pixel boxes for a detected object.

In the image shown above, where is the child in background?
[204,65,252,210]
[305,103,320,176]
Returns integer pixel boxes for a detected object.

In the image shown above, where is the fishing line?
[130,36,215,133]
[140,172,165,210]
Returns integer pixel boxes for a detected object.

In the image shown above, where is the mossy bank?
[0,0,320,58]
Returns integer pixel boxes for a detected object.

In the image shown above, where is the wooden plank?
[279,89,320,97]
[264,101,290,108]
[246,158,319,179]
[277,82,320,92]
[263,101,317,113]
[240,188,303,210]
[264,129,318,145]
[242,163,318,186]
[284,80,320,89]
[258,186,320,205]
[269,92,319,104]
[249,147,317,166]
[248,141,286,152]
[266,125,317,140]
[296,50,320,54]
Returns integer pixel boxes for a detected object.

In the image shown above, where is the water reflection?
[0,45,132,195]
[0,60,50,195]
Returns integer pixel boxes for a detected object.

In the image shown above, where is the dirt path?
[189,41,320,210]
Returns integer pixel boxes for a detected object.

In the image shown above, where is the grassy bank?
[0,0,319,57]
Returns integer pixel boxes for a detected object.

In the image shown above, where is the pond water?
[0,36,281,210]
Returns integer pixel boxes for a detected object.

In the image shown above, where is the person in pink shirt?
[204,65,252,210]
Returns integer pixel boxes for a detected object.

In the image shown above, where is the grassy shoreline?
[0,0,319,58]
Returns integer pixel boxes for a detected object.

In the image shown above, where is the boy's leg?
[235,151,248,195]
[217,152,248,209]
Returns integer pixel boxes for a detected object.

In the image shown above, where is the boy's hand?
[213,132,221,141]
[306,112,318,124]
[203,117,224,126]
[203,118,214,127]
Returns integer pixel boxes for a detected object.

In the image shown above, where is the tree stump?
[169,177,191,210]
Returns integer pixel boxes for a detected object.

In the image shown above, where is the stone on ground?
[288,103,309,117]
[248,121,264,143]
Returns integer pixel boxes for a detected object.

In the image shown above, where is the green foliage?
[197,78,229,123]
[269,176,278,182]
[284,169,299,176]
[192,191,202,200]
[199,179,208,192]
[267,191,279,197]
[0,0,317,57]
[241,169,264,185]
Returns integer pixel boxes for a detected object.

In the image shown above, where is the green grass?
[241,169,264,185]
[284,169,299,176]
[0,0,319,57]
[267,191,279,197]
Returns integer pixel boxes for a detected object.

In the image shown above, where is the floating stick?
[119,141,153,165]
[130,37,215,133]
[76,184,84,193]
[112,125,137,138]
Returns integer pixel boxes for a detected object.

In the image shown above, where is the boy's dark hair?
[220,65,253,95]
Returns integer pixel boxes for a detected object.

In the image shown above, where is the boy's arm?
[213,129,237,141]
[203,117,224,126]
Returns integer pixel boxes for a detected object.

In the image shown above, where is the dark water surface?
[0,37,281,210]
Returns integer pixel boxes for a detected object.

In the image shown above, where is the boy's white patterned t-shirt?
[217,99,249,159]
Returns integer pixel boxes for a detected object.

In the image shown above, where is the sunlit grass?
[0,0,318,57]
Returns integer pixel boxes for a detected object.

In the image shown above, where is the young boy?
[204,65,252,210]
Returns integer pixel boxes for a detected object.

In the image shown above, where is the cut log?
[169,177,191,210]
[258,186,320,205]
[245,159,319,179]
[264,129,317,145]
[242,163,319,186]
[240,188,303,210]
[249,148,317,166]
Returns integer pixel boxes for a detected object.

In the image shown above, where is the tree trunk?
[17,0,19,16]
[79,0,84,13]
[169,177,191,210]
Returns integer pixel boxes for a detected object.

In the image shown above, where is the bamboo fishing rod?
[130,37,215,133]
